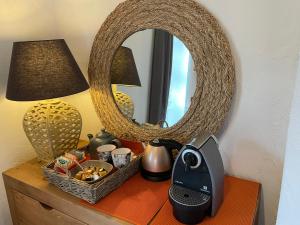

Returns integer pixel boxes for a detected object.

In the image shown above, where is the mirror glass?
[110,29,196,128]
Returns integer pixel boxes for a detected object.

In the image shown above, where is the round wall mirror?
[111,29,196,128]
[88,0,235,142]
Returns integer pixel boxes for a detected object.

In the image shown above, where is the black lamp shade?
[6,39,89,101]
[111,46,141,86]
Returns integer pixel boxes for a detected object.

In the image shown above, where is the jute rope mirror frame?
[88,0,235,143]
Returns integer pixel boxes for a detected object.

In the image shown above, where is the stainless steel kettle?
[141,139,182,181]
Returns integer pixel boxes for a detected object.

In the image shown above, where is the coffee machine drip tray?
[169,184,211,224]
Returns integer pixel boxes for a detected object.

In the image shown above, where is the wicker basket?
[43,155,141,204]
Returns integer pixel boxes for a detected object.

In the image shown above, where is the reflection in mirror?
[111,29,196,128]
[111,46,141,119]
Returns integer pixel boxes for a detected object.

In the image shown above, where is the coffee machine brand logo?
[175,180,184,185]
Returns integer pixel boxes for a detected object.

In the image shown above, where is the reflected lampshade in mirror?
[111,46,141,119]
[111,46,141,86]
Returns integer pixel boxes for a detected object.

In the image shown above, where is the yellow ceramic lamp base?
[23,99,82,162]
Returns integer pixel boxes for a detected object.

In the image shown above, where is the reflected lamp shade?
[5,39,89,162]
[110,46,141,119]
[6,39,89,101]
[111,46,141,86]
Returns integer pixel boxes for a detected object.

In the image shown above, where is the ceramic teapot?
[87,129,121,159]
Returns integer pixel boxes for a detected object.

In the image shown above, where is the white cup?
[97,144,116,162]
[111,148,132,168]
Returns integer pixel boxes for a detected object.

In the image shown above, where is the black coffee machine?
[169,133,224,224]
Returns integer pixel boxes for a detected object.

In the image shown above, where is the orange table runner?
[151,176,261,225]
[81,173,170,225]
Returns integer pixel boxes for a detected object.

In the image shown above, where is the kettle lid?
[149,139,164,147]
[149,139,182,150]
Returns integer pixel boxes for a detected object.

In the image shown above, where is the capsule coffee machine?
[169,134,224,224]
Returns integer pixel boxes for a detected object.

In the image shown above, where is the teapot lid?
[98,129,115,139]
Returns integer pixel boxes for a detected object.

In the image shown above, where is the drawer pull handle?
[39,202,53,210]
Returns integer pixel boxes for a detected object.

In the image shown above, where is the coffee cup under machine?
[169,134,224,224]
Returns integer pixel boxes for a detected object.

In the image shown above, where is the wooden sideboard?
[2,142,261,225]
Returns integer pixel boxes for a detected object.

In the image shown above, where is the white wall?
[276,56,300,225]
[203,1,300,225]
[0,1,300,225]
[119,29,154,123]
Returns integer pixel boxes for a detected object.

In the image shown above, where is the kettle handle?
[159,139,183,162]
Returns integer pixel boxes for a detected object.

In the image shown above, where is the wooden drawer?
[12,190,87,225]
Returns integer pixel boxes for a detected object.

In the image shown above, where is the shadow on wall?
[216,21,242,140]
[64,36,93,76]
[214,37,268,224]
[0,40,13,99]
[228,140,284,225]
[258,188,266,225]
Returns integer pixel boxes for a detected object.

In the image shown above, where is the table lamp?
[111,46,141,119]
[6,39,89,162]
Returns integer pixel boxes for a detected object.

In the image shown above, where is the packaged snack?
[74,166,108,182]
[69,149,85,161]
[54,156,73,173]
